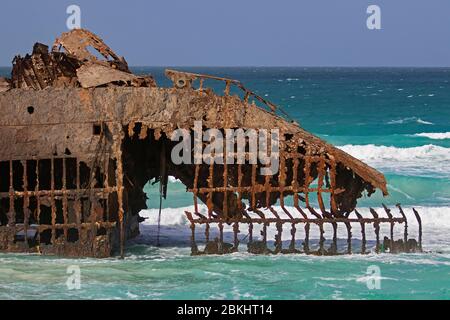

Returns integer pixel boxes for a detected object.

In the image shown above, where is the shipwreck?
[0,29,422,258]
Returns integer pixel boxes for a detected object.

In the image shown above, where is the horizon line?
[1,65,450,69]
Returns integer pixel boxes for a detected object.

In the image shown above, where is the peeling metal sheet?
[52,29,129,72]
[77,63,140,88]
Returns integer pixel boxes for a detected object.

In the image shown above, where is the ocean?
[0,67,449,299]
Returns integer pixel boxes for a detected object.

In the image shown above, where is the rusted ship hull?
[0,29,422,258]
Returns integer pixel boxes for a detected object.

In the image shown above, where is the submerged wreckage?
[0,29,422,258]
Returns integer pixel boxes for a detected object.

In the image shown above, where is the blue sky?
[1,0,449,66]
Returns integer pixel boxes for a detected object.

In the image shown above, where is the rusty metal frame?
[185,204,422,255]
[182,128,422,256]
[0,134,122,257]
[165,69,295,122]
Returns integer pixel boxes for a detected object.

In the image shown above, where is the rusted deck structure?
[0,29,422,258]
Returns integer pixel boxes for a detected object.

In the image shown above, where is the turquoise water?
[0,67,449,300]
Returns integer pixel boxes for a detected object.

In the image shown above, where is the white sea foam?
[138,205,450,252]
[141,205,450,229]
[413,132,450,140]
[387,184,415,200]
[338,144,450,162]
[387,117,434,125]
[337,144,450,177]
[141,205,195,226]
[168,176,181,183]
[417,119,434,125]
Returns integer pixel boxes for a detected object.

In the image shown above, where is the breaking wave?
[413,132,450,140]
[387,117,434,125]
[338,144,450,162]
[338,144,450,177]
[140,205,450,229]
[139,205,450,253]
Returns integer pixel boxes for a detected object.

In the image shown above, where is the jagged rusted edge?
[52,28,129,71]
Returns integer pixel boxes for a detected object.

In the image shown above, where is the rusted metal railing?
[165,69,296,123]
